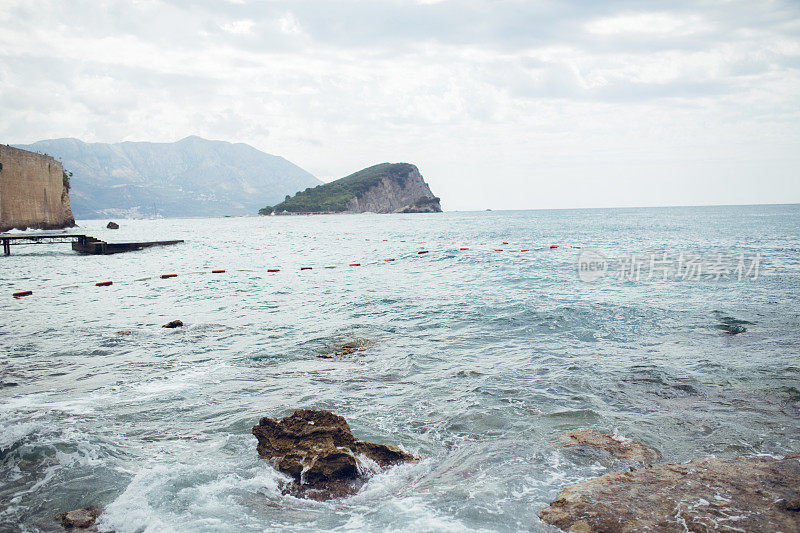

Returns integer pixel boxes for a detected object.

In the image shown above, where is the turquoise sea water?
[1,206,799,532]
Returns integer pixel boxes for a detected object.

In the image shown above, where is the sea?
[1,205,799,532]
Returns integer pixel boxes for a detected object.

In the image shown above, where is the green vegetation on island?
[410,196,440,207]
[263,163,418,214]
[62,169,72,192]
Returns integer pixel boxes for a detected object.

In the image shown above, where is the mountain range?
[13,136,321,219]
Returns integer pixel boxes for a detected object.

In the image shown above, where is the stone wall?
[0,145,76,232]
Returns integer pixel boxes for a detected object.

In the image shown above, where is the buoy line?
[274,230,566,250]
[6,241,577,299]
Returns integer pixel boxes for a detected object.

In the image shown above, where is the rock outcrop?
[540,454,800,532]
[252,409,416,500]
[57,506,98,529]
[106,221,119,229]
[343,165,441,213]
[395,196,442,213]
[559,428,662,464]
[0,145,76,232]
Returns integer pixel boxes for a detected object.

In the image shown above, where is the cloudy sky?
[1,0,798,210]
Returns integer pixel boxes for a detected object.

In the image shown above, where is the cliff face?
[344,165,441,213]
[0,145,76,232]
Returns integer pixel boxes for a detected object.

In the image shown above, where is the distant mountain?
[13,136,322,219]
[265,162,442,214]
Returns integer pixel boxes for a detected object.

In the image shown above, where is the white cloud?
[220,19,256,35]
[278,13,302,35]
[585,12,712,36]
[0,0,798,209]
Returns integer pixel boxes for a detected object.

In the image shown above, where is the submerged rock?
[162,320,184,329]
[559,428,662,464]
[716,323,747,334]
[106,221,119,229]
[252,409,416,500]
[540,454,800,532]
[57,506,98,529]
[316,341,367,359]
[713,313,752,335]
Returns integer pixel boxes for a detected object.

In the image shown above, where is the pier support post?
[3,240,9,256]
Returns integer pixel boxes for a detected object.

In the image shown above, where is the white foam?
[0,419,40,449]
[97,451,285,533]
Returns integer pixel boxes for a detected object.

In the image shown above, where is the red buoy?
[12,290,32,298]
[384,258,395,262]
[494,249,503,252]
[161,274,177,279]
[300,267,312,270]
[267,269,280,273]
[520,249,530,252]
[211,269,225,273]
[571,246,581,249]
[550,245,559,249]
[418,250,429,254]
[95,281,113,287]
[460,247,469,250]
[502,242,508,244]
[349,263,361,266]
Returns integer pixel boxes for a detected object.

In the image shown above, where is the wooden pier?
[1,234,183,256]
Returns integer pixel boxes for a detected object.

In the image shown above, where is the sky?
[1,0,798,211]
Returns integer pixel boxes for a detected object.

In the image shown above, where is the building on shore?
[0,145,75,232]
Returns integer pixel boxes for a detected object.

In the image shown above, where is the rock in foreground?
[57,506,98,529]
[252,409,416,500]
[540,454,800,532]
[560,428,662,464]
[162,320,184,328]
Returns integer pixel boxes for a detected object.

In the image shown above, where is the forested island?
[260,163,442,215]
